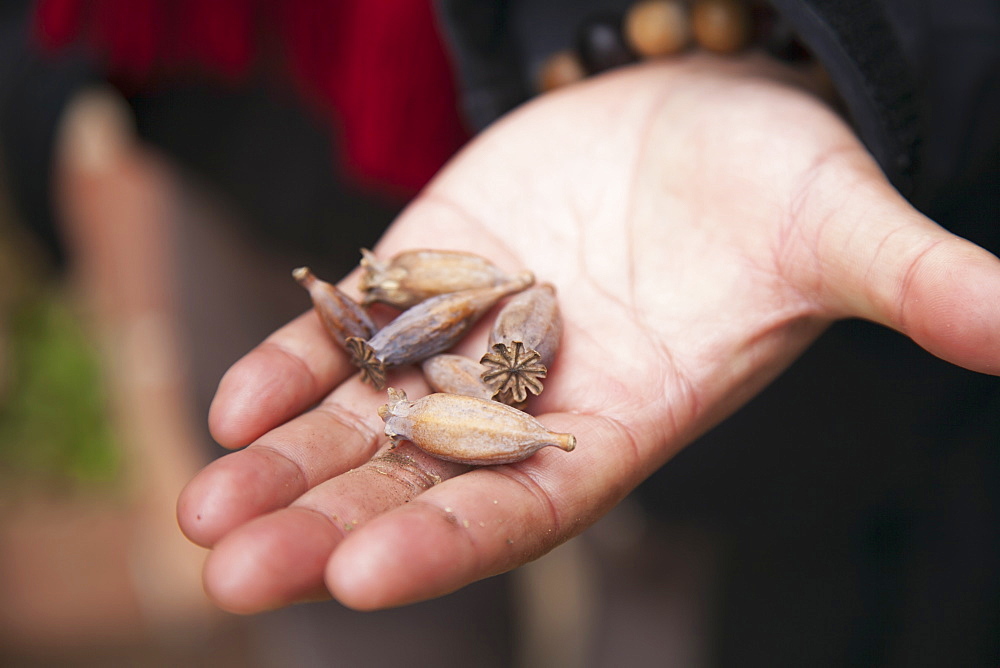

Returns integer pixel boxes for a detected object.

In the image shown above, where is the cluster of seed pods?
[294,249,573,466]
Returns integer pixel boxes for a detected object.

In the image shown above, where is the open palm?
[178,54,1000,612]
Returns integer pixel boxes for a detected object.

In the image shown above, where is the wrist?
[535,0,832,98]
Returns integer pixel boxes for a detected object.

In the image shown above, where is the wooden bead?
[537,50,587,93]
[576,14,637,74]
[624,0,691,58]
[691,0,752,54]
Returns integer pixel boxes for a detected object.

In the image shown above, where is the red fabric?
[89,0,161,81]
[31,0,469,196]
[176,0,256,79]
[32,0,83,50]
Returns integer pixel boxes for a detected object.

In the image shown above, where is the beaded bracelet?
[536,0,815,93]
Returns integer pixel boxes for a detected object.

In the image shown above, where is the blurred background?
[1,0,997,666]
[0,0,720,665]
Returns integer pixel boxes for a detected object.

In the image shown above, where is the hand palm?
[179,56,1000,612]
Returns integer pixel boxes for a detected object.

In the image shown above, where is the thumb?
[814,171,1000,376]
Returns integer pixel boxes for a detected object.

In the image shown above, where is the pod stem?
[558,433,577,452]
[292,266,314,286]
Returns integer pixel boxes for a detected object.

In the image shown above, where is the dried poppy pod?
[481,283,562,404]
[293,267,376,349]
[346,271,535,390]
[378,388,576,465]
[421,354,496,401]
[359,248,520,309]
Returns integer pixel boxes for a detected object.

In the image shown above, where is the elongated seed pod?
[378,388,576,465]
[293,267,376,349]
[421,354,495,400]
[359,248,519,308]
[346,271,534,390]
[481,283,562,403]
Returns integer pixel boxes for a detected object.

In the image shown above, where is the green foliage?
[0,289,121,487]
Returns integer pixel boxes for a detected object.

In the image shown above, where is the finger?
[179,374,394,547]
[201,506,338,614]
[208,308,356,448]
[802,157,1000,375]
[323,412,644,610]
[201,443,469,614]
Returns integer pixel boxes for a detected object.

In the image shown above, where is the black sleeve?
[435,0,1000,215]
[767,0,1000,212]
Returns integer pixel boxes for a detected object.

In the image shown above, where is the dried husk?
[421,354,496,400]
[481,283,562,403]
[293,267,376,349]
[378,388,576,465]
[347,271,534,390]
[359,248,518,308]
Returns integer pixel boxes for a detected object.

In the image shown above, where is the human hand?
[177,54,1000,613]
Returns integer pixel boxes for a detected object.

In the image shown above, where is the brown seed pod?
[421,354,496,401]
[378,388,576,465]
[481,283,562,403]
[293,267,376,349]
[359,248,519,309]
[346,272,535,390]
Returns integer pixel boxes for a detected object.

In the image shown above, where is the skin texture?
[177,54,1000,613]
